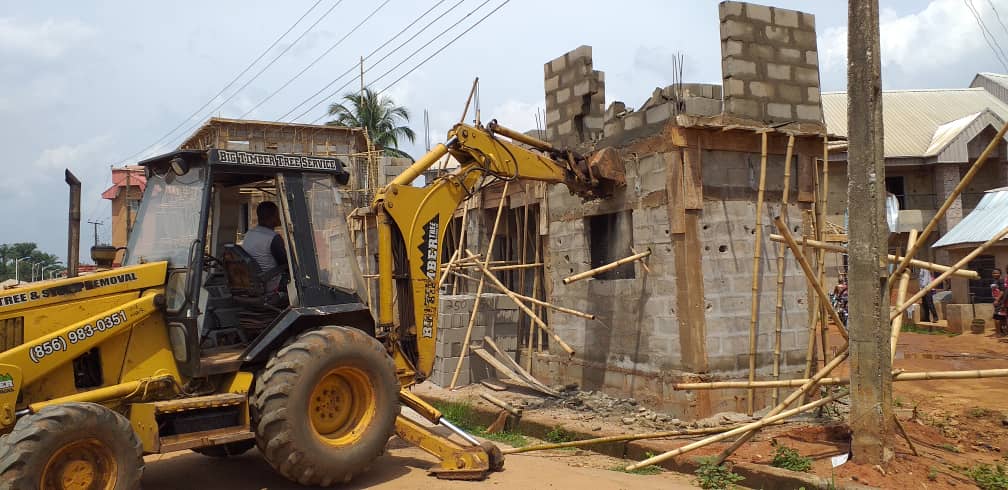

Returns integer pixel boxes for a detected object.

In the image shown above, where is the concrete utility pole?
[847,0,893,464]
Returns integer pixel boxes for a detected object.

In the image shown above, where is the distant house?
[101,166,146,264]
[822,84,1008,275]
[934,188,1008,304]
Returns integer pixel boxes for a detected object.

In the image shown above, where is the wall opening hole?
[718,245,728,253]
[585,210,635,280]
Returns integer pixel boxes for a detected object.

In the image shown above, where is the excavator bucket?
[586,146,626,197]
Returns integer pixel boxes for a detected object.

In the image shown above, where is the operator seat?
[220,243,288,334]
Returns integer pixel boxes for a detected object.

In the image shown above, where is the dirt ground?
[141,437,698,489]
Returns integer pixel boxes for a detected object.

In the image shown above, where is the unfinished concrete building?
[348,1,835,419]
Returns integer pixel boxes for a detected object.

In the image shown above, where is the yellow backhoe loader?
[0,119,621,488]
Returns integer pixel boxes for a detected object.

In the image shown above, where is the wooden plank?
[480,380,508,391]
[683,143,703,210]
[797,155,816,203]
[666,150,686,234]
[482,336,561,397]
[471,347,526,384]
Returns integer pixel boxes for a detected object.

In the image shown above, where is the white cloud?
[819,0,1008,80]
[485,99,541,133]
[33,135,113,172]
[0,17,95,59]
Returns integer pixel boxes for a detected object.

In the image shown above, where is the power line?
[281,0,463,122]
[375,1,510,97]
[240,0,392,119]
[986,0,1008,45]
[162,0,347,151]
[965,0,1008,71]
[303,0,501,123]
[311,0,509,125]
[112,0,325,165]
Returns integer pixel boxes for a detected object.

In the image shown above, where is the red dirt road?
[141,438,698,490]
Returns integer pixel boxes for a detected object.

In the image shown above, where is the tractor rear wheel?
[252,326,399,486]
[0,402,143,490]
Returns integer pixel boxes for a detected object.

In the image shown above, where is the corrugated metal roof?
[821,88,1008,158]
[933,189,1008,248]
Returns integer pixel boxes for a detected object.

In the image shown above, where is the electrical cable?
[240,0,392,118]
[987,0,1008,40]
[161,0,348,150]
[111,0,325,165]
[284,0,466,122]
[965,0,1008,71]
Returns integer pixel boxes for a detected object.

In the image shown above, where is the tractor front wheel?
[252,326,399,486]
[0,402,143,490]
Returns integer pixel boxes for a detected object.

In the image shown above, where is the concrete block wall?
[602,84,724,142]
[544,46,605,149]
[699,199,810,374]
[719,1,823,124]
[429,293,524,388]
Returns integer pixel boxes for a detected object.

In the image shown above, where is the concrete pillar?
[933,163,964,235]
[847,0,893,465]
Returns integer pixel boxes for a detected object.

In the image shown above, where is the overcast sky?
[2,0,1006,262]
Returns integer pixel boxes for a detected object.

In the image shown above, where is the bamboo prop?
[452,262,543,271]
[673,367,1008,390]
[892,119,1008,282]
[772,217,849,340]
[446,203,470,293]
[817,141,831,370]
[626,389,847,471]
[891,224,1008,322]
[767,235,979,279]
[890,229,918,362]
[745,131,770,416]
[450,270,596,320]
[532,227,544,357]
[468,253,576,357]
[459,77,479,124]
[892,415,919,456]
[631,248,651,274]
[503,423,775,455]
[450,181,510,389]
[480,392,522,417]
[771,133,795,407]
[562,249,652,285]
[713,348,849,465]
[801,210,819,383]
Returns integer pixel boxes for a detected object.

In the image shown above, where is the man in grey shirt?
[240,201,288,292]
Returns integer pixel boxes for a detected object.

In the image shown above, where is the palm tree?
[326,88,416,159]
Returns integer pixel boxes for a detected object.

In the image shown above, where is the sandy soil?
[141,437,698,489]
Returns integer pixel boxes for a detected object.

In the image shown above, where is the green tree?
[0,243,61,283]
[326,88,416,159]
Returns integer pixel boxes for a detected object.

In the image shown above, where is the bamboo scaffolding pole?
[447,203,470,293]
[451,262,543,271]
[810,157,826,371]
[767,235,979,279]
[712,348,849,465]
[631,248,651,274]
[532,228,544,356]
[772,217,849,340]
[627,389,847,471]
[450,181,510,389]
[450,270,596,320]
[480,392,522,417]
[891,119,1008,281]
[891,224,1008,322]
[746,131,770,416]
[801,210,819,383]
[563,249,652,285]
[890,229,918,362]
[673,367,1008,390]
[503,423,773,455]
[468,253,575,357]
[771,134,795,407]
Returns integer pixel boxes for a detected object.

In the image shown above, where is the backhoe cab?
[0,119,619,489]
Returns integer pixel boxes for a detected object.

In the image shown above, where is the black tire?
[191,439,255,458]
[252,326,399,486]
[0,402,143,490]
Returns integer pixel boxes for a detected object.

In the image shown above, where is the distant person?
[918,267,939,323]
[996,268,1008,334]
[992,268,1007,334]
[240,201,289,292]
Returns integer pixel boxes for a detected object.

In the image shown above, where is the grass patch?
[433,400,528,447]
[901,322,956,336]
[770,443,813,472]
[967,463,1008,490]
[694,457,745,489]
[545,425,576,443]
[940,443,962,453]
[612,453,663,475]
[928,466,939,481]
[970,407,992,418]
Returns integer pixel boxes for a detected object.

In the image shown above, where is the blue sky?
[1,0,1005,260]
